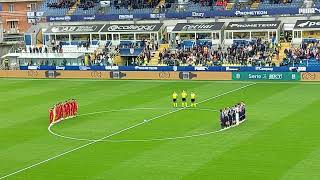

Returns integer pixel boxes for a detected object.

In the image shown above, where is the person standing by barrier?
[3,57,9,70]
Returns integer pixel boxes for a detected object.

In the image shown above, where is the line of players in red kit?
[49,99,78,124]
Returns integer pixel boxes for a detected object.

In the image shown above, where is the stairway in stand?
[149,44,169,66]
[113,54,123,65]
[225,2,234,10]
[272,42,291,65]
[250,2,260,9]
[66,0,80,16]
[153,0,166,13]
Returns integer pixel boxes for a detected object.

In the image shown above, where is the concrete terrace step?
[66,0,80,16]
[149,44,170,65]
[226,3,234,10]
[273,42,291,65]
[114,55,123,66]
[251,2,260,9]
[153,0,166,13]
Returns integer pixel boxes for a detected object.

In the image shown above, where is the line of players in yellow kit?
[172,91,196,108]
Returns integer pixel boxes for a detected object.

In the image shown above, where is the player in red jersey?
[75,99,78,115]
[54,104,59,122]
[71,99,76,117]
[49,100,79,125]
[49,108,54,124]
[63,101,68,119]
[69,100,73,117]
[58,103,63,121]
[68,100,72,117]
[60,103,64,120]
[65,101,70,118]
[70,100,73,116]
[57,103,61,121]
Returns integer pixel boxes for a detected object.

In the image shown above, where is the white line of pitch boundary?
[0,82,255,180]
[48,108,219,142]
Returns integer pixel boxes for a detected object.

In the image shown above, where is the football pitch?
[1,79,320,180]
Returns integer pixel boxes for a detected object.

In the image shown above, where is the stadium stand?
[281,40,320,67]
[155,38,278,66]
[37,0,231,16]
[10,0,320,68]
[74,0,160,16]
[35,0,310,17]
[38,0,75,16]
[258,0,302,9]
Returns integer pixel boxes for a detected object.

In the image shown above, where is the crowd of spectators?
[281,41,320,66]
[21,37,281,67]
[21,43,116,67]
[79,0,97,10]
[160,0,217,13]
[158,38,278,67]
[131,38,159,65]
[190,0,214,6]
[89,45,116,66]
[267,0,293,4]
[47,0,76,8]
[44,0,231,17]
[26,39,62,53]
[26,45,49,54]
[114,0,160,9]
[234,0,293,10]
[25,38,94,54]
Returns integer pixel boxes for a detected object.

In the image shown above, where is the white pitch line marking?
[48,108,218,142]
[48,108,246,143]
[0,82,255,179]
[106,119,247,142]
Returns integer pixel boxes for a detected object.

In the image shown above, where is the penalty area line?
[0,82,255,180]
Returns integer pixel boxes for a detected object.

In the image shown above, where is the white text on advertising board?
[107,25,157,32]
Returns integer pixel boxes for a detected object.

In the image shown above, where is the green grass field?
[1,79,320,180]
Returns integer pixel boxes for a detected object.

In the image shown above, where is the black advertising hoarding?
[226,21,281,30]
[101,23,163,32]
[46,24,105,33]
[172,22,225,32]
[294,20,320,29]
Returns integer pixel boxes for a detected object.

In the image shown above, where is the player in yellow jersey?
[181,90,188,107]
[172,91,178,107]
[190,92,196,107]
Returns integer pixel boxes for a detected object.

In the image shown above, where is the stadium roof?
[172,22,225,33]
[226,21,281,31]
[2,53,84,59]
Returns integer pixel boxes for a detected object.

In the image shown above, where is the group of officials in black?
[220,102,246,129]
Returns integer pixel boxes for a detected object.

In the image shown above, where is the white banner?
[100,1,110,7]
